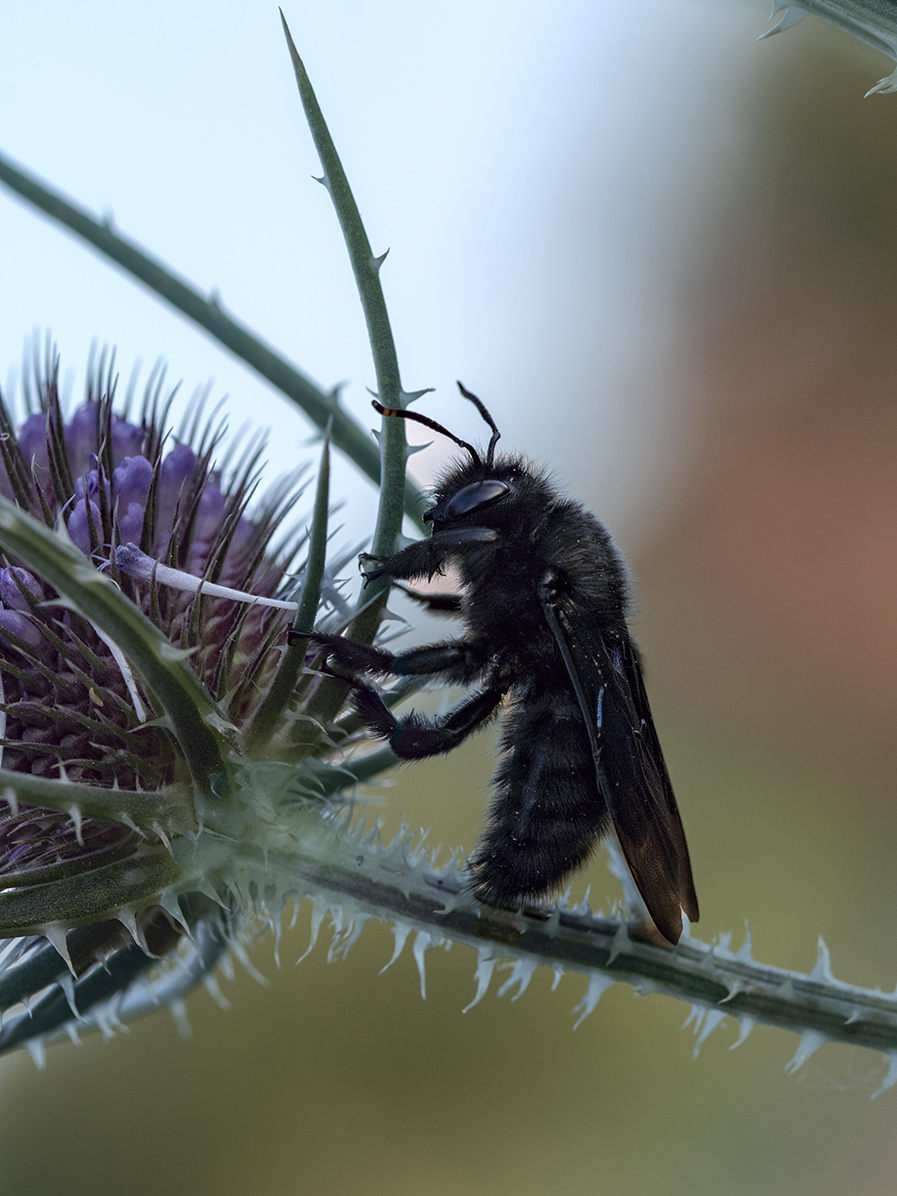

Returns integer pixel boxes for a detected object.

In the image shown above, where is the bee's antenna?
[372,400,483,468]
[456,382,501,468]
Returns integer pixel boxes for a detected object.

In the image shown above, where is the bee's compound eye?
[444,479,510,520]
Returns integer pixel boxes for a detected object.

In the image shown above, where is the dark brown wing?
[539,592,698,944]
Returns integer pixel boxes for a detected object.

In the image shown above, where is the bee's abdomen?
[469,685,607,912]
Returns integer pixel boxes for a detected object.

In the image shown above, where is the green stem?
[281,13,413,593]
[281,14,422,731]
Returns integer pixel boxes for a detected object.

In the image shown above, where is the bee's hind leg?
[383,685,506,759]
[307,671,504,757]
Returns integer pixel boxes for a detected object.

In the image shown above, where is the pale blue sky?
[0,2,758,547]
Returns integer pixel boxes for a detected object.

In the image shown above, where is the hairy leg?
[290,629,490,685]
[348,680,506,757]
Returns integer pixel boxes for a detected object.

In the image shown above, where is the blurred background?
[3,2,897,1194]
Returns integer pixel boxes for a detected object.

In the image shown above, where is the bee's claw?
[359,553,387,587]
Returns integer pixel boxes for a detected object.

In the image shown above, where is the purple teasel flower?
[0,354,358,1061]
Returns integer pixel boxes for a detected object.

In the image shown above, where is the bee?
[298,384,698,944]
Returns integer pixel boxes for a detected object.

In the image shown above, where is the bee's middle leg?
[291,630,488,684]
[288,629,396,677]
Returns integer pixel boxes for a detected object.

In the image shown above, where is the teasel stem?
[281,14,427,739]
[168,802,897,1093]
[281,12,418,619]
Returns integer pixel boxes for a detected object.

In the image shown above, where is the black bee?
[298,384,698,944]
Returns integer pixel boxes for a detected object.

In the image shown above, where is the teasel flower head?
[0,351,366,1062]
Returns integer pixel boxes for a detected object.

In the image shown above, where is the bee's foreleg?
[365,527,499,585]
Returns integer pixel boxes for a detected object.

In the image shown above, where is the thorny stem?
[281,14,418,726]
[196,815,897,1079]
[280,14,410,584]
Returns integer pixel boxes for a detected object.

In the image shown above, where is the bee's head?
[372,383,508,526]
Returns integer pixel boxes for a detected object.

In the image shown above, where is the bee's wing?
[618,635,699,925]
[540,594,698,944]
